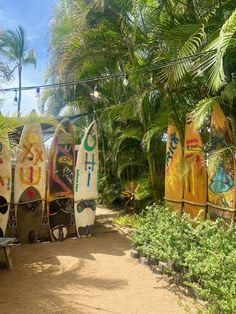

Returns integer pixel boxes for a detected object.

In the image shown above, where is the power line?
[0,49,217,93]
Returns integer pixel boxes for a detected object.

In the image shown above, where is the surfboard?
[74,121,99,236]
[0,135,11,237]
[165,123,183,211]
[183,115,207,219]
[47,118,74,241]
[208,104,235,221]
[15,122,46,243]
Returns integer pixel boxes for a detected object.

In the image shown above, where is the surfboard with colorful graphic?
[15,122,46,243]
[165,123,183,211]
[183,115,207,219]
[0,135,11,237]
[208,104,235,220]
[47,118,74,241]
[74,121,99,236]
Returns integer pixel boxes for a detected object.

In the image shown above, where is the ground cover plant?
[127,204,236,314]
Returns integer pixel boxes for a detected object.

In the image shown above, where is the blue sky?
[0,0,58,114]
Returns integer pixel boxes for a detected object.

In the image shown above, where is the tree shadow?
[0,221,130,314]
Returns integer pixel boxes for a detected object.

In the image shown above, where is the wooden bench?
[0,237,16,270]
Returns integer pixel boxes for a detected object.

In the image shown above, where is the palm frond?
[207,145,234,176]
[0,112,58,142]
[142,115,168,152]
[195,9,236,92]
[161,23,206,87]
[191,96,220,129]
[117,160,147,178]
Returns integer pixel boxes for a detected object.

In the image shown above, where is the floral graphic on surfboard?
[208,104,234,211]
[0,135,11,237]
[74,121,99,236]
[47,118,74,241]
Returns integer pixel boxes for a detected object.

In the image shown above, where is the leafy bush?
[113,214,141,228]
[130,203,236,314]
[98,175,123,208]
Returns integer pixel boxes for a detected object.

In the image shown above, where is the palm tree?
[47,0,236,207]
[0,26,36,115]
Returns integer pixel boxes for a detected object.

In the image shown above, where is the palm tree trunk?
[147,152,159,203]
[17,66,22,116]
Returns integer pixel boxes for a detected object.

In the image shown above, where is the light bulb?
[13,96,17,106]
[123,74,129,86]
[93,86,100,99]
[35,87,40,98]
[13,90,17,106]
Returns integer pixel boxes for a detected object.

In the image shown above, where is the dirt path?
[0,207,194,314]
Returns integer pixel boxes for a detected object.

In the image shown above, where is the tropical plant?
[47,0,236,207]
[0,26,37,115]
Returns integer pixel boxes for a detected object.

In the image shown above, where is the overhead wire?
[0,49,218,93]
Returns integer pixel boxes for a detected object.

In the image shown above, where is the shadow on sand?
[0,210,129,314]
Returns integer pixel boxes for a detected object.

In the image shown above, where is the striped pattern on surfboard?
[47,118,74,241]
[14,122,46,243]
[74,121,99,237]
[183,114,207,219]
[208,104,235,220]
[0,135,11,237]
[165,124,183,211]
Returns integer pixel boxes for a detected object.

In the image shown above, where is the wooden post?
[3,246,13,270]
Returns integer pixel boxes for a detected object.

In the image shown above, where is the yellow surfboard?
[183,115,207,219]
[165,124,183,211]
[208,104,235,221]
[0,135,11,237]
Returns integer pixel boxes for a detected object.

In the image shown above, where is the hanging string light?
[35,87,40,106]
[123,73,129,86]
[90,86,100,99]
[35,87,40,98]
[93,86,100,98]
[0,48,224,95]
[13,90,17,106]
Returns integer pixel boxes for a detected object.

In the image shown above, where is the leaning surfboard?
[47,118,74,241]
[15,122,46,243]
[183,114,207,219]
[165,123,183,211]
[208,104,235,220]
[0,135,11,237]
[74,121,99,237]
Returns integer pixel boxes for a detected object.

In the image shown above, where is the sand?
[0,207,195,314]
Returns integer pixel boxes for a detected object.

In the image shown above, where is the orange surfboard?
[165,124,183,211]
[208,104,235,220]
[183,115,207,219]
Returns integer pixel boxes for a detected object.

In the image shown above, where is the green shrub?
[130,203,236,314]
[113,214,142,228]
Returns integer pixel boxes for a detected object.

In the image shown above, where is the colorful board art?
[183,115,207,219]
[74,121,99,236]
[48,118,74,241]
[15,122,46,243]
[165,124,183,211]
[208,104,235,219]
[0,135,11,236]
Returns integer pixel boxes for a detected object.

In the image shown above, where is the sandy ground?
[0,207,195,314]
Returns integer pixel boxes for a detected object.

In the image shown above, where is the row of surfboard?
[0,118,98,243]
[165,104,235,221]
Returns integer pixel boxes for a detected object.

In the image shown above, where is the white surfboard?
[0,135,11,236]
[74,121,99,236]
[14,122,46,243]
